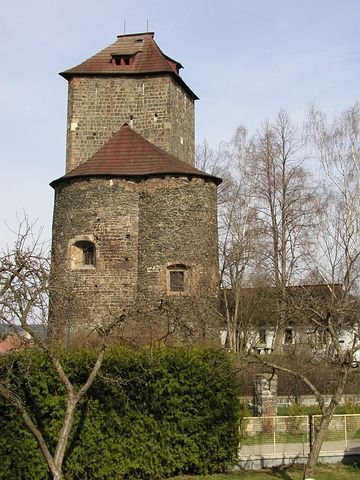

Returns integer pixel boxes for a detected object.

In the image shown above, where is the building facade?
[50,33,221,345]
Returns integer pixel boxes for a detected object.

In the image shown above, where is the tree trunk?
[304,412,332,478]
[303,366,349,479]
[53,394,77,476]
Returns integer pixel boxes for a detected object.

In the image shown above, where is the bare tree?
[220,134,262,352]
[0,217,125,480]
[250,284,360,479]
[249,104,360,478]
[197,131,266,352]
[288,103,360,476]
[217,114,316,353]
[247,110,316,352]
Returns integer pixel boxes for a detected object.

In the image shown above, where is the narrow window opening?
[259,329,266,344]
[111,54,133,66]
[284,327,293,345]
[83,244,95,265]
[167,264,189,294]
[170,271,185,292]
[71,240,96,269]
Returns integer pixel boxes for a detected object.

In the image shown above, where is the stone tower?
[50,33,221,345]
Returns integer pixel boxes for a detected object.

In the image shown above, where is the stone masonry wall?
[137,176,220,344]
[169,82,195,164]
[254,373,278,417]
[65,75,195,173]
[50,175,220,344]
[50,177,140,330]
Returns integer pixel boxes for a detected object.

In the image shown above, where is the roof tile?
[51,125,221,187]
[60,32,198,99]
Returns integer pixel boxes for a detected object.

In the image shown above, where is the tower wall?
[50,178,140,328]
[65,75,195,172]
[50,175,220,344]
[137,176,220,343]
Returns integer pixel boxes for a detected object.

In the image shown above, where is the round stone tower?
[50,33,221,345]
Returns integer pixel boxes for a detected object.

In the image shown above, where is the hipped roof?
[51,124,221,188]
[60,32,198,100]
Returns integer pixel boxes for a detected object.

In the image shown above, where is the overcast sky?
[1,0,360,247]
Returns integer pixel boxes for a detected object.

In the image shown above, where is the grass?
[241,429,360,445]
[241,432,307,446]
[171,463,360,479]
[277,406,360,416]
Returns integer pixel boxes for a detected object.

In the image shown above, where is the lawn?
[277,406,360,416]
[171,464,360,479]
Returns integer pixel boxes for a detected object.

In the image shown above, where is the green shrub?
[285,402,306,435]
[0,346,240,479]
[343,398,360,414]
[238,401,251,440]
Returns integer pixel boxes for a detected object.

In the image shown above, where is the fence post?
[344,415,348,449]
[308,414,313,452]
[273,416,276,454]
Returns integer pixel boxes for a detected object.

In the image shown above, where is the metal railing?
[239,414,360,457]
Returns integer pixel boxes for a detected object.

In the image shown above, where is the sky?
[1,0,360,247]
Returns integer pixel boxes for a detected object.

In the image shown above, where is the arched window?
[70,240,96,269]
[167,264,189,294]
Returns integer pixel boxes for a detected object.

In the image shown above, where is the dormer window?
[111,54,134,66]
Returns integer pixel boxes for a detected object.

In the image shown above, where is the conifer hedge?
[0,347,240,479]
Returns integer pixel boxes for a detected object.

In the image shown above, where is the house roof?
[51,124,222,187]
[0,334,34,354]
[60,32,198,100]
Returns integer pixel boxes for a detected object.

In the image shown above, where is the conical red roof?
[60,32,198,100]
[51,125,221,187]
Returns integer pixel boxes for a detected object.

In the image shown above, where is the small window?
[170,270,185,292]
[71,240,96,269]
[259,329,266,344]
[284,327,293,345]
[83,243,95,265]
[167,264,189,294]
[111,54,133,66]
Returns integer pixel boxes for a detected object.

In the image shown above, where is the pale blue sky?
[1,0,360,246]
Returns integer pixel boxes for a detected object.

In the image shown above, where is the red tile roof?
[0,334,33,354]
[51,125,222,187]
[60,32,198,100]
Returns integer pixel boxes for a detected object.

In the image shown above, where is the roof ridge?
[116,32,155,38]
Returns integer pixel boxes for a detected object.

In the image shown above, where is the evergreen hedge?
[0,347,240,479]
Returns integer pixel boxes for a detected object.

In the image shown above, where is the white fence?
[239,414,360,458]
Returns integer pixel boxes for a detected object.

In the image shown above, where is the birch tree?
[253,104,360,478]
[197,132,263,352]
[248,110,316,351]
[295,103,360,476]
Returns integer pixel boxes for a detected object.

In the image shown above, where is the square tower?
[60,33,197,173]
